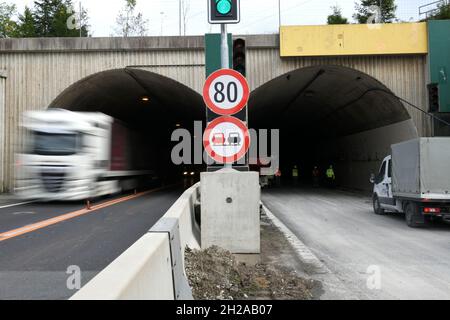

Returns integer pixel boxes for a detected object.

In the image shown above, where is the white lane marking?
[12,211,36,216]
[0,201,34,209]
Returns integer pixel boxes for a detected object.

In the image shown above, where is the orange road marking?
[0,186,170,243]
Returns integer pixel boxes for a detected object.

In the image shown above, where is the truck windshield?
[33,131,79,156]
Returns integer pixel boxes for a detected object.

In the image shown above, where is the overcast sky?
[10,0,433,37]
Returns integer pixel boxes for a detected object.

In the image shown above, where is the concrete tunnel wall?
[249,65,419,192]
[50,65,420,193]
[0,36,206,192]
[49,68,206,182]
[0,35,429,192]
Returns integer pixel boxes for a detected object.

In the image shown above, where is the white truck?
[371,138,450,227]
[15,109,156,201]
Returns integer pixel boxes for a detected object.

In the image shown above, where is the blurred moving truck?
[15,109,156,201]
[371,138,450,227]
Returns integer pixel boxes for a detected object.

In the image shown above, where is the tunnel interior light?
[176,124,181,127]
[141,96,150,102]
[305,90,315,97]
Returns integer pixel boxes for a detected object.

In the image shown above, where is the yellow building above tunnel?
[280,22,429,57]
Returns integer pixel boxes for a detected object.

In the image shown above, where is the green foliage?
[327,5,349,25]
[0,2,18,37]
[114,0,148,37]
[354,0,397,24]
[427,3,450,20]
[33,0,89,37]
[15,7,37,37]
[0,0,89,38]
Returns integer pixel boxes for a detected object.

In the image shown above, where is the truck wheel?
[405,202,426,228]
[373,195,385,215]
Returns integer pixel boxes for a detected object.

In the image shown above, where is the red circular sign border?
[203,116,251,164]
[203,69,250,116]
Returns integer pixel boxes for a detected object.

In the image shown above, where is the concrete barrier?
[71,183,201,300]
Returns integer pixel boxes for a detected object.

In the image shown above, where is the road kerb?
[261,203,329,274]
[261,202,360,300]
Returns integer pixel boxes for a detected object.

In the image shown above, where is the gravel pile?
[185,246,316,300]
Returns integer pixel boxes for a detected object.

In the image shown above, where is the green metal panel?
[205,33,232,77]
[428,20,450,113]
[205,33,234,122]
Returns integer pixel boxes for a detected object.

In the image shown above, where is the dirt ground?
[185,213,321,300]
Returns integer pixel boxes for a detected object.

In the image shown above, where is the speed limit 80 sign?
[203,69,250,116]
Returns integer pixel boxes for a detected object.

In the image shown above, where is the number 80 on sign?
[203,69,250,116]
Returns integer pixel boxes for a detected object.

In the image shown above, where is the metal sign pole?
[220,23,232,169]
[220,24,229,70]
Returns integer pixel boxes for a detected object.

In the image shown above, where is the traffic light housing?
[428,83,440,113]
[208,0,240,24]
[233,38,246,77]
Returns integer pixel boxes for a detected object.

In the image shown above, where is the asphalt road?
[0,188,182,300]
[263,186,450,300]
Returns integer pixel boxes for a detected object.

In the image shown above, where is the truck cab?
[371,155,396,215]
[15,110,118,201]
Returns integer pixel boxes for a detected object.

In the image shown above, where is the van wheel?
[373,195,385,215]
[405,202,426,228]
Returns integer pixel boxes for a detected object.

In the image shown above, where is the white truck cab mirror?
[370,173,375,184]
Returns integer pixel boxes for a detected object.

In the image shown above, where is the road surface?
[263,187,450,300]
[0,188,182,300]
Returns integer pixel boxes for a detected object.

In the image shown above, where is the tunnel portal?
[249,65,418,191]
[49,65,418,191]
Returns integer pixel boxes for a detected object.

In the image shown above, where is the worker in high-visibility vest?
[326,165,336,188]
[292,165,299,186]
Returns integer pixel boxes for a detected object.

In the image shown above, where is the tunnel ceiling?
[249,65,410,138]
[49,65,411,142]
[49,68,205,131]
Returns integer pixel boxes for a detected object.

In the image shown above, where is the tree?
[0,0,89,38]
[427,2,450,20]
[51,0,89,37]
[33,0,89,37]
[354,0,397,24]
[114,0,148,37]
[15,7,37,37]
[0,2,18,38]
[327,5,349,24]
[181,0,190,35]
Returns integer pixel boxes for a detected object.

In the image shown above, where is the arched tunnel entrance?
[49,68,206,183]
[249,65,418,191]
[48,65,418,192]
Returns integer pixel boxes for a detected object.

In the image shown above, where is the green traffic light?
[216,0,232,15]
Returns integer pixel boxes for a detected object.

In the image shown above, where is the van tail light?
[423,207,441,214]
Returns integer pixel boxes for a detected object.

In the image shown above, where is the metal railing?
[419,0,449,19]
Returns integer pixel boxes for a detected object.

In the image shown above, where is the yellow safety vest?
[326,169,335,179]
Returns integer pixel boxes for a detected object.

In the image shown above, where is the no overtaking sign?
[203,69,251,165]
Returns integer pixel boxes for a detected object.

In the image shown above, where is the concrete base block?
[201,169,260,254]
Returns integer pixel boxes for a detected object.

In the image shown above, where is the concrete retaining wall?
[315,119,419,192]
[70,183,200,300]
